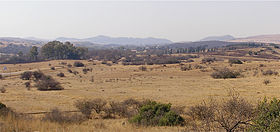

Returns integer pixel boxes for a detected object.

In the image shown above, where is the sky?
[0,1,280,42]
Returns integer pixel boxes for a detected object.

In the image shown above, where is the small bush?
[44,108,85,124]
[202,58,216,64]
[75,99,107,119]
[211,68,241,79]
[82,68,92,74]
[67,69,73,73]
[229,59,243,64]
[24,82,31,90]
[0,87,6,93]
[74,61,84,67]
[67,64,72,68]
[0,75,2,79]
[0,102,6,109]
[57,72,65,77]
[263,79,270,85]
[20,71,33,80]
[262,70,278,76]
[50,67,55,70]
[139,66,147,71]
[35,75,63,91]
[181,65,192,71]
[129,101,184,126]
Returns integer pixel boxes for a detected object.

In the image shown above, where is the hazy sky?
[0,1,280,42]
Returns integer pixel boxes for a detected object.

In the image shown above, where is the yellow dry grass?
[1,56,280,131]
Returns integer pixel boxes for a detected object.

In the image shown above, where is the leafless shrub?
[75,99,107,119]
[187,90,254,132]
[67,64,72,68]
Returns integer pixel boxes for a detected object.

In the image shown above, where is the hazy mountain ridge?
[230,34,280,44]
[56,35,173,46]
[200,35,235,41]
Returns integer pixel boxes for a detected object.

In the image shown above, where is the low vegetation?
[129,101,184,126]
[229,58,243,64]
[211,68,241,79]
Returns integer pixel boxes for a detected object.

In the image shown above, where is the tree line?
[0,41,88,64]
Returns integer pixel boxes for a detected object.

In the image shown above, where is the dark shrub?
[129,101,184,126]
[82,68,92,74]
[35,75,63,91]
[50,67,55,70]
[0,75,2,79]
[73,71,79,75]
[202,58,216,64]
[57,72,65,77]
[67,69,73,73]
[32,71,44,81]
[181,65,192,71]
[20,71,33,80]
[262,70,278,76]
[211,68,241,79]
[0,87,6,93]
[0,102,6,109]
[43,108,85,124]
[139,66,147,71]
[229,59,243,64]
[67,64,72,68]
[24,82,31,90]
[263,79,270,85]
[74,61,85,67]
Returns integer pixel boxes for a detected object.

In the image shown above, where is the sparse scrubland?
[1,43,280,131]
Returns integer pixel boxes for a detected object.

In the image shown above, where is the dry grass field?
[1,54,280,131]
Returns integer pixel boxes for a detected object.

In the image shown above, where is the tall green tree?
[29,46,39,61]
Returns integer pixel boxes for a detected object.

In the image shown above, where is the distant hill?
[167,41,239,49]
[0,37,44,46]
[56,35,173,46]
[200,35,235,41]
[230,34,280,44]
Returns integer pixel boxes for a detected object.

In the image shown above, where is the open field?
[1,54,280,131]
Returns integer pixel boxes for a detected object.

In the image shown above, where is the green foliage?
[29,46,39,61]
[41,41,87,60]
[249,98,280,131]
[129,101,184,126]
